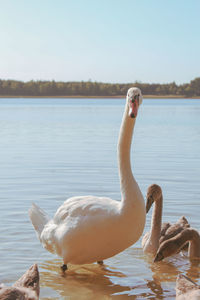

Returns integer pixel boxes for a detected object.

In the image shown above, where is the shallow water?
[0,97,199,299]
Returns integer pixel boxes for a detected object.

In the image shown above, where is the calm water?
[0,97,200,299]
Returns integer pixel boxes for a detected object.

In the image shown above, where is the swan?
[142,184,190,255]
[0,264,39,300]
[154,228,200,262]
[176,274,200,299]
[29,87,146,270]
[159,216,190,246]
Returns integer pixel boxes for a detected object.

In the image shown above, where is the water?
[0,97,199,299]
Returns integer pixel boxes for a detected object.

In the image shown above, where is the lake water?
[0,97,199,299]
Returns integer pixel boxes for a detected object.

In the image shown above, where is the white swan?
[29,87,145,270]
[142,184,190,255]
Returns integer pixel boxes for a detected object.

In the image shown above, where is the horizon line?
[0,77,199,86]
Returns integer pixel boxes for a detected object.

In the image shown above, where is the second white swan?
[29,87,146,270]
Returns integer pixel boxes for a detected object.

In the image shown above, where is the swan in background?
[29,87,146,271]
[154,228,200,262]
[142,184,190,255]
[176,274,200,299]
[159,215,190,246]
[0,264,39,300]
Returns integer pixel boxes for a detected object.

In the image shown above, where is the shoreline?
[0,95,200,99]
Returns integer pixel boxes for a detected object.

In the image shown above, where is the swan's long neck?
[149,196,163,251]
[117,101,144,211]
[187,229,200,259]
[173,229,200,259]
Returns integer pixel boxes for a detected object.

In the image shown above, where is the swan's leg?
[61,264,68,272]
[97,261,104,265]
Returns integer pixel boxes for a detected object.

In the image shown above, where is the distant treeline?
[0,77,200,97]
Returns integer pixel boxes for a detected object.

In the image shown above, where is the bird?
[176,274,200,299]
[0,264,39,300]
[154,228,200,262]
[142,184,190,255]
[29,87,146,271]
[159,215,190,246]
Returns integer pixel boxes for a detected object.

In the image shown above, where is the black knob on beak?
[130,113,135,118]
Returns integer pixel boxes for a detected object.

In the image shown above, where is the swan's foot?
[61,264,68,272]
[97,261,104,265]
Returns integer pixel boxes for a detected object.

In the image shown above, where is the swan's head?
[127,87,143,118]
[146,184,162,213]
[154,237,181,262]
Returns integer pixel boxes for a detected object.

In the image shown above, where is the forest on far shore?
[0,77,200,97]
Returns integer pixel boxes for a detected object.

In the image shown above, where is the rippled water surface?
[0,98,199,299]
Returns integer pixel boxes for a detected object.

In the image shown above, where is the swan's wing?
[159,217,190,246]
[141,231,149,249]
[54,195,120,224]
[159,223,184,244]
[176,216,190,228]
[29,203,50,238]
[40,196,121,256]
[160,222,171,237]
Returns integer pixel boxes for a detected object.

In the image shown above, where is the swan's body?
[29,87,146,266]
[154,228,200,262]
[159,216,190,246]
[142,184,189,255]
[176,274,200,300]
[0,264,39,300]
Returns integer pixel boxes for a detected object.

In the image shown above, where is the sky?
[0,0,200,84]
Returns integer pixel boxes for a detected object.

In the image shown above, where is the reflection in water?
[1,98,200,299]
[186,261,200,283]
[147,254,200,299]
[149,255,180,282]
[38,247,200,299]
[40,259,129,300]
[38,251,200,299]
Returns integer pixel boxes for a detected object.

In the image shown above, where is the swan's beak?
[154,252,164,262]
[129,95,139,118]
[146,195,154,213]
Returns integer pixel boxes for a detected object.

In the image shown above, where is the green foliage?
[0,78,199,97]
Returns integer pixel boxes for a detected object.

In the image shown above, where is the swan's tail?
[29,203,50,240]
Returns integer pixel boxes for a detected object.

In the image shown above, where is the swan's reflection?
[186,260,200,283]
[142,254,180,298]
[146,253,200,298]
[39,259,129,300]
[39,249,200,299]
[148,255,180,281]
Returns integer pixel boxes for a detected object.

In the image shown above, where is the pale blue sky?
[0,0,199,84]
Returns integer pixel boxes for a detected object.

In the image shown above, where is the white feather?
[29,203,50,240]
